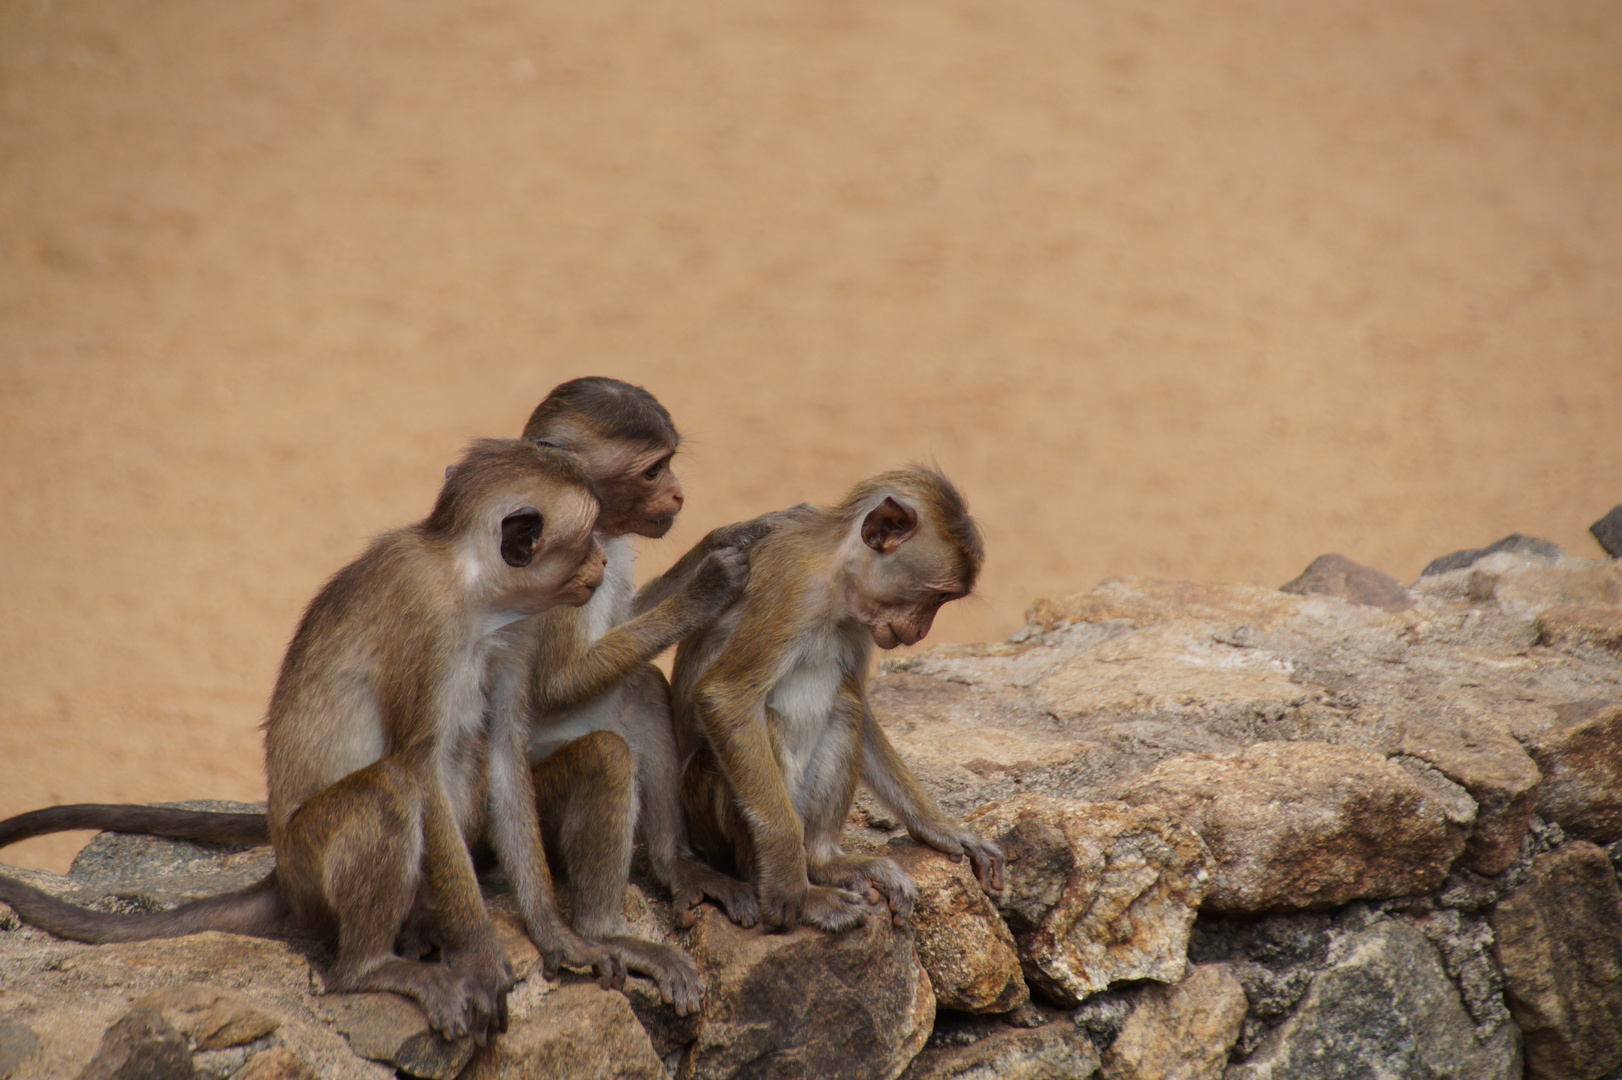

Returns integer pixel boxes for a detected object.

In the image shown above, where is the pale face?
[584,441,685,539]
[497,483,606,612]
[842,508,970,649]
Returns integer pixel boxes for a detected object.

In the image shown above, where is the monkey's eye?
[642,460,666,481]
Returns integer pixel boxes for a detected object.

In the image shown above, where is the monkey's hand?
[701,503,818,556]
[444,941,515,1045]
[908,820,1006,894]
[669,856,760,930]
[812,854,919,927]
[598,936,705,1016]
[538,928,628,993]
[685,547,752,618]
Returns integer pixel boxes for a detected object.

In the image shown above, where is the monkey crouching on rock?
[672,465,1005,933]
[0,438,620,1042]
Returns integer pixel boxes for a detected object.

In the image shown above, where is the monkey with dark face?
[0,439,613,1042]
[671,466,1005,933]
[514,378,774,939]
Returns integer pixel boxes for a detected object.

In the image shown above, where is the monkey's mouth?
[641,516,677,537]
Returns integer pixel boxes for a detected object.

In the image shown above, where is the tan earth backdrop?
[2,0,1619,873]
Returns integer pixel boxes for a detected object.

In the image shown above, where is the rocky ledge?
[4,530,1622,1080]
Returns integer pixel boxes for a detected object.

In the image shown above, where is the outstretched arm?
[859,699,1004,893]
[635,505,815,614]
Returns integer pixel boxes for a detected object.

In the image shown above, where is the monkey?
[670,466,1007,933]
[513,377,781,936]
[0,438,615,1042]
[0,377,758,1001]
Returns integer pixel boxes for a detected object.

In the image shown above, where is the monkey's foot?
[911,822,1006,893]
[797,884,869,933]
[600,935,704,1016]
[812,855,918,927]
[668,858,760,929]
[333,955,508,1044]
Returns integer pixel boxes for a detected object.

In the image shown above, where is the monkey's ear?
[861,497,918,554]
[500,507,545,568]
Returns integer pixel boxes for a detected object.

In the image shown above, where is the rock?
[132,984,279,1051]
[462,983,666,1080]
[76,1007,196,1080]
[884,839,1028,1013]
[231,1048,318,1080]
[1398,715,1541,876]
[966,795,1207,1007]
[1522,699,1622,842]
[1537,602,1622,653]
[1120,742,1466,912]
[677,904,934,1080]
[898,1023,1100,1080]
[0,1016,41,1079]
[1228,920,1520,1080]
[1279,554,1412,614]
[1491,841,1622,1080]
[1591,505,1622,558]
[320,994,476,1080]
[1100,964,1246,1080]
[1420,534,1566,578]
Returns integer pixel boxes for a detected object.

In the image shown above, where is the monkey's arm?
[858,690,1005,892]
[633,505,815,613]
[532,550,747,713]
[483,687,624,986]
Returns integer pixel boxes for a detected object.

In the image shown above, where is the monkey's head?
[835,467,984,650]
[429,439,607,612]
[522,377,685,540]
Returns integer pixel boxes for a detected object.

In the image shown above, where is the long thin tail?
[0,804,270,850]
[0,871,286,944]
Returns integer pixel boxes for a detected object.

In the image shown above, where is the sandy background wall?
[2,0,1619,872]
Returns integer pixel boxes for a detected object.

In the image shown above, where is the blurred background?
[2,0,1618,872]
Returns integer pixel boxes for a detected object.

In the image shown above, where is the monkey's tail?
[0,804,271,850]
[0,871,287,944]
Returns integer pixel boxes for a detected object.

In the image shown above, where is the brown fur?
[671,466,1005,931]
[0,439,609,1043]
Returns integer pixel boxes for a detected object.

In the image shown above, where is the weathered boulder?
[1279,554,1412,614]
[898,1023,1100,1080]
[1397,715,1540,876]
[76,1006,196,1080]
[1592,505,1622,558]
[462,983,666,1080]
[677,905,934,1080]
[1100,963,1246,1080]
[884,839,1028,1014]
[965,795,1207,1007]
[1519,699,1622,842]
[1227,920,1520,1080]
[132,984,279,1053]
[1491,841,1622,1080]
[1120,742,1466,912]
[1419,534,1565,578]
[231,1048,318,1080]
[1537,602,1622,653]
[0,1016,42,1079]
[320,993,477,1080]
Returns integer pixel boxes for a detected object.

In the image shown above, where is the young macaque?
[0,439,610,1042]
[671,466,1005,932]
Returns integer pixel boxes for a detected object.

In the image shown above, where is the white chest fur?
[580,535,637,645]
[767,623,864,811]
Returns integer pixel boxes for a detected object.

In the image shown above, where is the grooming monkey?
[0,377,756,984]
[516,377,779,930]
[672,466,1006,933]
[0,439,615,1041]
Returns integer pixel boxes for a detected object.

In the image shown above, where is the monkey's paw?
[797,884,869,934]
[541,932,628,993]
[443,949,514,1045]
[669,858,760,929]
[602,935,705,1016]
[911,822,1006,893]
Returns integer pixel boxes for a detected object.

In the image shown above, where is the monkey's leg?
[623,666,759,929]
[277,761,487,1041]
[793,705,882,932]
[533,730,703,1015]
